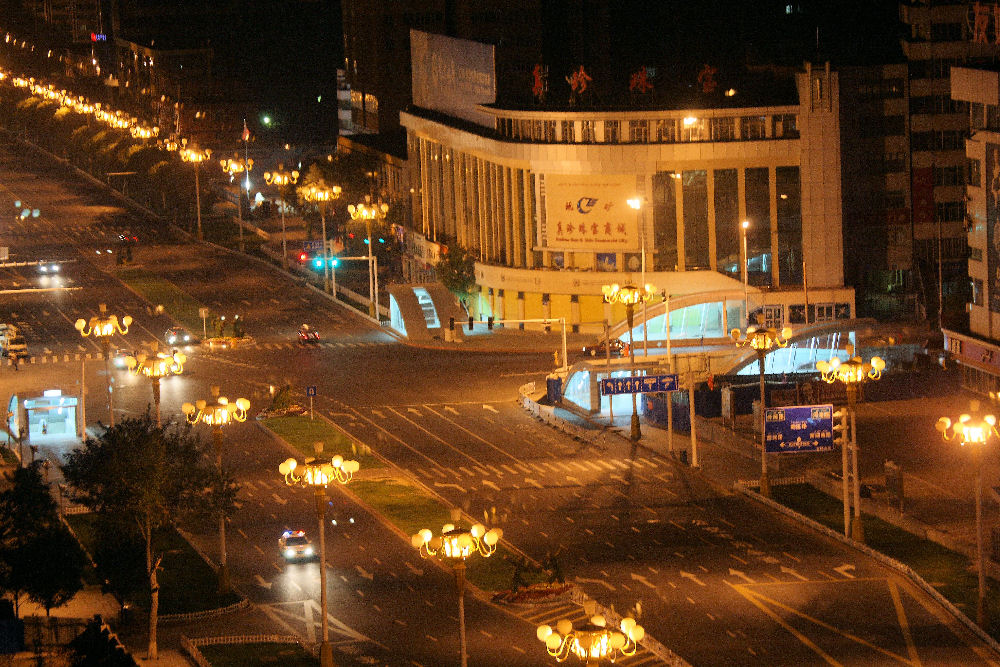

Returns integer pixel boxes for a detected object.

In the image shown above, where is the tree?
[22,525,87,615]
[0,463,61,616]
[435,243,477,302]
[62,414,235,660]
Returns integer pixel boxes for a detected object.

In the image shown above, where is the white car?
[165,327,194,345]
[279,530,315,561]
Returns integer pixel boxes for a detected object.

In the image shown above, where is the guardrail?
[181,631,313,666]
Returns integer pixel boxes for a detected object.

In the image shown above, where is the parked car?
[581,339,628,358]
[112,348,134,369]
[279,530,315,561]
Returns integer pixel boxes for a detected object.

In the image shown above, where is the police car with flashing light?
[279,530,315,561]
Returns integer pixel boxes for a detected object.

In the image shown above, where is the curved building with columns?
[398,30,854,342]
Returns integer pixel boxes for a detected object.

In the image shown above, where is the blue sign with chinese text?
[764,404,834,454]
[306,386,317,397]
[599,374,678,396]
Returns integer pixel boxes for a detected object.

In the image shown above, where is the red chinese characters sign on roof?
[544,174,638,250]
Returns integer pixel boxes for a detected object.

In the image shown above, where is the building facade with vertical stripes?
[400,33,853,335]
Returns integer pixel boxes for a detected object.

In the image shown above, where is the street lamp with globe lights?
[126,342,185,427]
[601,283,656,441]
[75,303,132,427]
[537,599,644,666]
[219,156,253,253]
[279,442,359,667]
[263,166,299,267]
[731,320,793,498]
[936,402,997,628]
[816,346,885,543]
[411,513,502,667]
[179,144,211,239]
[301,183,342,295]
[347,196,389,318]
[182,386,250,592]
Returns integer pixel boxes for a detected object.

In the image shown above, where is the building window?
[971,103,985,129]
[680,117,707,142]
[543,120,556,142]
[710,117,735,141]
[971,245,983,262]
[761,305,783,328]
[776,166,802,285]
[969,158,982,187]
[655,119,676,142]
[885,191,906,209]
[560,120,574,142]
[682,170,709,269]
[930,22,963,41]
[933,166,965,187]
[948,336,962,355]
[772,114,798,139]
[741,116,766,140]
[935,201,964,222]
[629,120,649,143]
[882,78,904,98]
[988,105,1000,131]
[882,115,905,136]
[884,152,906,173]
[973,279,984,307]
[604,120,620,143]
[581,120,595,143]
[815,303,835,322]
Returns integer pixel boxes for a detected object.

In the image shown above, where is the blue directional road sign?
[599,374,679,396]
[306,386,317,397]
[303,240,324,252]
[764,404,834,454]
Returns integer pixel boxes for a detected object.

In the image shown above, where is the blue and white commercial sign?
[306,386,317,397]
[599,374,679,396]
[764,404,834,454]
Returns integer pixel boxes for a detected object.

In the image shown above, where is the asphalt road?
[1,138,998,665]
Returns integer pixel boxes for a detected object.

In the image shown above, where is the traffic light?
[298,252,308,263]
[468,316,474,331]
[488,316,494,330]
[833,409,848,448]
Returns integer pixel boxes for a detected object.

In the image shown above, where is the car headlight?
[304,547,314,556]
[285,548,295,558]
[183,335,190,341]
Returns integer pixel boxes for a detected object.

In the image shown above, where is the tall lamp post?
[220,155,254,253]
[537,599,645,666]
[264,165,299,268]
[280,443,359,667]
[602,284,656,441]
[936,403,996,628]
[182,386,250,592]
[302,183,342,295]
[731,321,792,498]
[411,514,502,667]
[75,303,132,427]
[817,346,885,543]
[740,220,750,324]
[347,196,389,318]
[180,144,211,239]
[126,343,185,427]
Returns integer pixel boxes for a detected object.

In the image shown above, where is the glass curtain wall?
[745,167,772,286]
[682,170,709,269]
[776,166,802,285]
[714,169,739,277]
[653,171,678,271]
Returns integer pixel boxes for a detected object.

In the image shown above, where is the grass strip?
[65,513,241,615]
[197,642,317,667]
[263,416,382,469]
[263,417,546,592]
[773,483,1000,638]
[115,266,209,334]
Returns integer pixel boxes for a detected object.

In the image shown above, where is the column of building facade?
[503,166,514,266]
[523,170,535,269]
[419,138,431,239]
[511,167,523,268]
[476,157,487,260]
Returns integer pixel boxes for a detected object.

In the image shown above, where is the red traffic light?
[298,252,308,262]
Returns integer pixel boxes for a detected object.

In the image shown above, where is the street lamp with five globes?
[601,283,656,441]
[126,342,185,427]
[75,303,132,427]
[279,442,359,667]
[263,166,299,267]
[537,599,644,666]
[301,183,342,295]
[219,156,254,253]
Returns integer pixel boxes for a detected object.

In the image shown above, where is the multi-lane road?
[2,138,998,665]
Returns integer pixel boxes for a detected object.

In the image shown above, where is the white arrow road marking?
[483,404,499,413]
[630,573,657,589]
[576,576,616,591]
[834,564,856,579]
[254,575,272,589]
[444,406,459,415]
[525,478,544,489]
[371,409,385,419]
[433,482,466,493]
[780,566,808,581]
[355,565,374,581]
[679,571,706,587]
[405,562,423,576]
[728,568,755,584]
[482,480,500,491]
[407,407,422,416]
[271,492,287,505]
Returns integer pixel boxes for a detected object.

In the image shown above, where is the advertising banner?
[544,174,638,250]
[764,404,834,454]
[988,144,1000,312]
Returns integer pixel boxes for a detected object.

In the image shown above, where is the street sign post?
[198,307,210,338]
[307,385,317,420]
[764,404,834,454]
[599,374,679,396]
